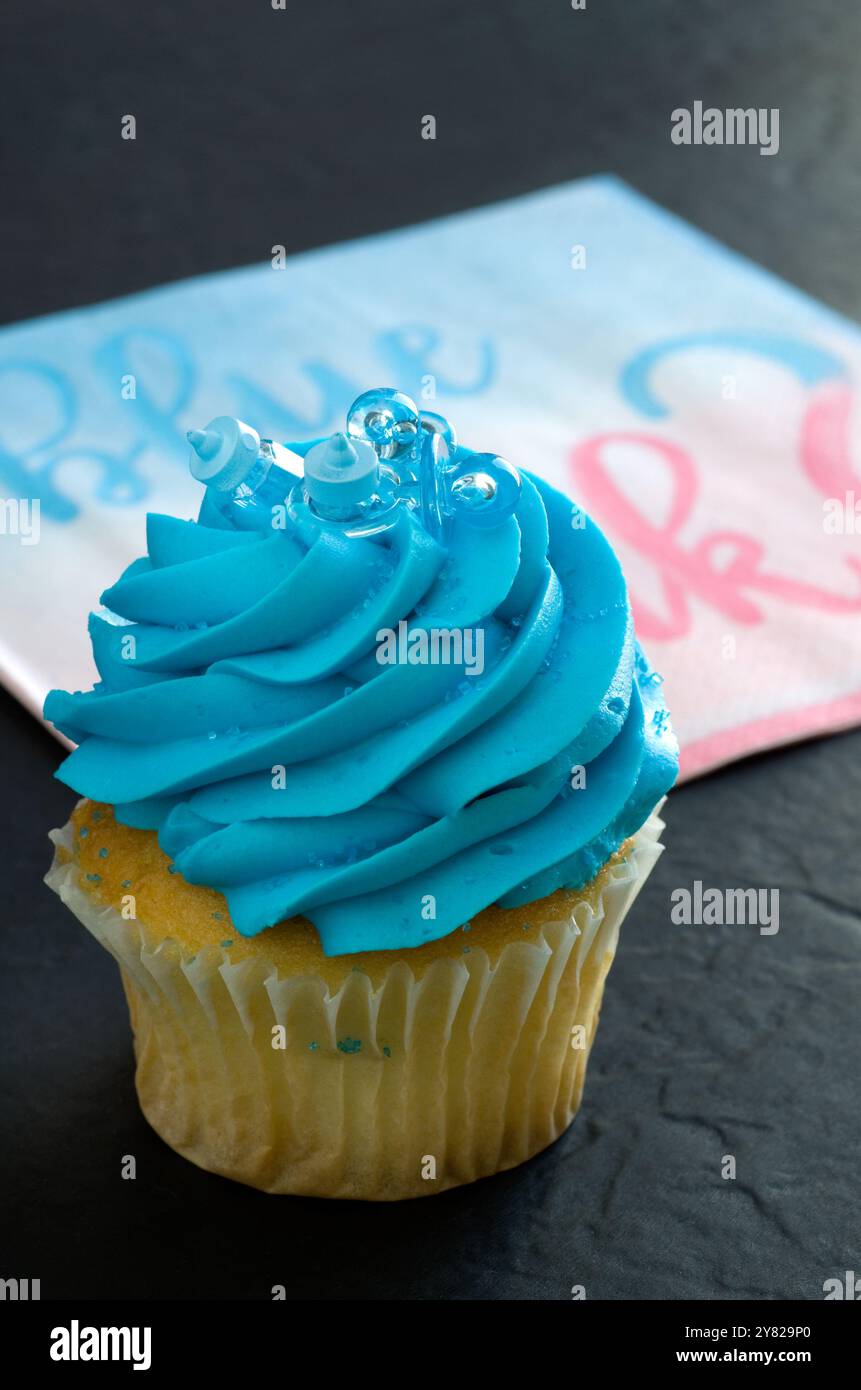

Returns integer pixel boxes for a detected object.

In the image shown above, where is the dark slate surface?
[1,0,859,1300]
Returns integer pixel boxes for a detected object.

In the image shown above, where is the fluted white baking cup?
[46,802,666,1200]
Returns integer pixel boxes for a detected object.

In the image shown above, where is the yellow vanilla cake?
[47,799,663,1199]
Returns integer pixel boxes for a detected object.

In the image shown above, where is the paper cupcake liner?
[45,805,665,1200]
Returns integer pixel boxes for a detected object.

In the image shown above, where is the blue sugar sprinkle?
[79,827,89,838]
[220,939,234,949]
[211,911,224,921]
[91,810,103,823]
[98,847,109,859]
[121,879,132,889]
[85,873,101,883]
[308,1041,318,1052]
[382,1045,391,1058]
[337,1036,362,1055]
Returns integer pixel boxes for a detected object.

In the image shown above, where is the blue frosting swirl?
[45,458,678,955]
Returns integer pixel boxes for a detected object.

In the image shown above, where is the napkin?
[2,175,859,780]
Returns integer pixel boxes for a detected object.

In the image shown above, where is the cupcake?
[45,387,677,1200]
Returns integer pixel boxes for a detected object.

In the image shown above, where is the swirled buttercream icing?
[46,409,677,956]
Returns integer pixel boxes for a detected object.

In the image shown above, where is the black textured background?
[1,0,860,1301]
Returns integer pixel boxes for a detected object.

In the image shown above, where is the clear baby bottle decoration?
[187,417,302,530]
[187,389,522,539]
[292,432,402,537]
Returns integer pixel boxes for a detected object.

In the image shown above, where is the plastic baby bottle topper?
[187,388,521,539]
[187,416,303,528]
